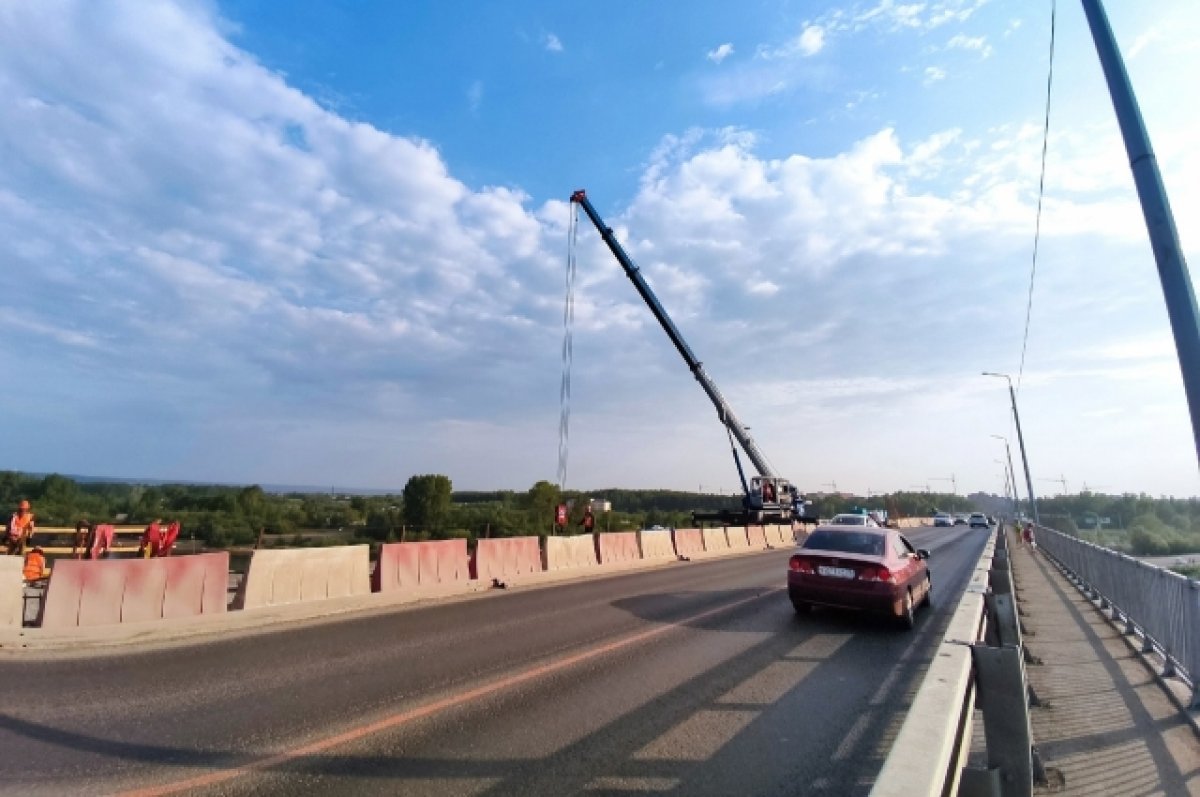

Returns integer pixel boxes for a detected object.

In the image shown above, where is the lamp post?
[983,373,1039,524]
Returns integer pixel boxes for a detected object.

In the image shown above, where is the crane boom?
[570,190,777,479]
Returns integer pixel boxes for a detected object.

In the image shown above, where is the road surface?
[0,525,988,796]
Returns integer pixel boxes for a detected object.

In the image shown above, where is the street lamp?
[990,434,1020,517]
[983,372,1039,524]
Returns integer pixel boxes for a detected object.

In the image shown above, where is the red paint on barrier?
[672,528,704,557]
[596,532,639,565]
[472,537,542,583]
[40,554,230,628]
[374,540,470,593]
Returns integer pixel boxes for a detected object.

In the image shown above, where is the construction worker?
[580,507,596,534]
[5,499,35,556]
[22,546,46,582]
[72,518,93,559]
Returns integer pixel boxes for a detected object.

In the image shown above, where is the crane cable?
[557,202,579,490]
[1017,0,1056,393]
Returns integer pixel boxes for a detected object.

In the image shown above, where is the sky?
[1,0,1198,498]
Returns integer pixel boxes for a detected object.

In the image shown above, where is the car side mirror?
[916,549,931,560]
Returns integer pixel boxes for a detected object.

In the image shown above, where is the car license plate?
[818,565,855,579]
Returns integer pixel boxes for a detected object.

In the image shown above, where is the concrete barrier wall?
[374,539,470,593]
[473,536,542,583]
[701,527,729,553]
[726,526,751,550]
[241,546,370,609]
[597,531,641,565]
[41,553,229,628]
[637,529,676,560]
[746,526,768,550]
[673,528,704,557]
[544,534,599,571]
[766,524,792,547]
[2,557,24,628]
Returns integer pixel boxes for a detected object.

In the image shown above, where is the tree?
[403,474,453,536]
[523,480,561,534]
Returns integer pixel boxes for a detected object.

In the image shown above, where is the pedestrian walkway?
[1010,537,1200,796]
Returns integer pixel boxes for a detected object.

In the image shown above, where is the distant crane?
[929,475,957,495]
[823,481,839,495]
[1081,482,1109,494]
[910,483,931,493]
[1039,474,1069,495]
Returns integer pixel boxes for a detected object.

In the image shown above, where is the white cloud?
[797,26,826,56]
[1127,26,1160,60]
[544,32,564,53]
[924,65,947,83]
[946,33,993,58]
[467,80,484,111]
[707,43,735,64]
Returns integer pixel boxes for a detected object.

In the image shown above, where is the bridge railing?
[1035,523,1200,708]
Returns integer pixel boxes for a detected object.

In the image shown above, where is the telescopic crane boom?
[570,190,810,524]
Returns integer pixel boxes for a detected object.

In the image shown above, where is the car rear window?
[803,530,885,556]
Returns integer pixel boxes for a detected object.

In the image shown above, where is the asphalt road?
[0,525,989,796]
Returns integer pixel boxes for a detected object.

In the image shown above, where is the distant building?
[589,499,612,512]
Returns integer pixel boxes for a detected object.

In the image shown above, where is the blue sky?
[1,0,1198,497]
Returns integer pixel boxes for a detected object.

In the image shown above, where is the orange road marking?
[119,588,775,796]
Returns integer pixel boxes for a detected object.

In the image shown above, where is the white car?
[826,513,880,527]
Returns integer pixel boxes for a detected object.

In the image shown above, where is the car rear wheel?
[920,575,932,608]
[897,589,915,630]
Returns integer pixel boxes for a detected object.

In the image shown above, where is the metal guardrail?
[873,527,1041,797]
[1035,524,1200,708]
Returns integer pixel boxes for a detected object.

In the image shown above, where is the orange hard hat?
[18,500,30,510]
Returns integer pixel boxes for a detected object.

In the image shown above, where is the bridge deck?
[1012,539,1199,795]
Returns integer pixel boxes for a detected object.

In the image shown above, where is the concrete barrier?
[374,539,471,593]
[701,527,729,553]
[473,536,542,583]
[637,529,676,560]
[673,528,704,558]
[597,531,641,566]
[41,553,230,628]
[766,524,792,547]
[726,526,751,550]
[2,557,23,628]
[746,525,769,550]
[241,546,370,609]
[544,534,600,571]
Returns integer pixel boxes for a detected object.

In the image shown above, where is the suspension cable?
[557,203,579,490]
[1017,0,1057,393]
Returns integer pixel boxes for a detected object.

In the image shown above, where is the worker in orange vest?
[139,519,163,558]
[6,499,35,556]
[22,547,46,582]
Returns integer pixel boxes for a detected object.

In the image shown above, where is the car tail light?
[858,564,895,583]
[789,555,815,574]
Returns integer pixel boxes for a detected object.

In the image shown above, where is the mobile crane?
[570,189,818,526]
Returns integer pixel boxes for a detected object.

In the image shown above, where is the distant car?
[933,513,954,527]
[953,513,969,526]
[968,513,990,529]
[788,526,932,629]
[827,513,880,527]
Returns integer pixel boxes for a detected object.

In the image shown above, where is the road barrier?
[472,536,542,583]
[544,534,600,571]
[41,553,229,628]
[2,558,23,627]
[701,527,728,553]
[597,531,640,566]
[373,540,471,593]
[240,546,371,609]
[672,528,704,558]
[1037,524,1200,708]
[726,526,751,550]
[873,527,1042,797]
[637,529,676,560]
[746,525,768,550]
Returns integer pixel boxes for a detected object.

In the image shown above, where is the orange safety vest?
[22,551,45,581]
[8,512,34,541]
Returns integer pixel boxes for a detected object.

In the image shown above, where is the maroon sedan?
[788,526,932,629]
